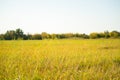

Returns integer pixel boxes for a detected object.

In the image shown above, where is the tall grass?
[0,39,120,80]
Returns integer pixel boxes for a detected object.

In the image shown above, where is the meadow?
[0,39,120,80]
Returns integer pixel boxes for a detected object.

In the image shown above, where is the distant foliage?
[104,31,110,38]
[109,31,120,38]
[90,33,99,39]
[15,28,24,39]
[0,28,120,40]
[41,32,48,39]
[32,34,42,40]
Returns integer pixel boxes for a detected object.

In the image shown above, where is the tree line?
[0,28,120,40]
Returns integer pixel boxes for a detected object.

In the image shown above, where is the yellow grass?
[0,39,120,80]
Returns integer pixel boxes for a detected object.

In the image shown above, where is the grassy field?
[0,39,120,80]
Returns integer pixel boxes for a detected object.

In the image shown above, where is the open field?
[0,39,120,80]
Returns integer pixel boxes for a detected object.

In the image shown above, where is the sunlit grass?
[0,39,120,80]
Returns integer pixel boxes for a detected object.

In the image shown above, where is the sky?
[0,0,120,34]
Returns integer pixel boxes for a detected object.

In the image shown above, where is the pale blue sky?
[0,0,120,34]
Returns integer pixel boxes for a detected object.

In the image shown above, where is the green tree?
[82,34,89,39]
[74,33,80,38]
[51,34,56,39]
[98,32,105,38]
[0,34,4,40]
[104,31,110,38]
[64,33,73,38]
[109,31,120,38]
[15,28,24,40]
[27,34,32,40]
[4,30,16,40]
[89,32,99,39]
[23,34,28,40]
[9,30,16,40]
[59,34,66,39]
[56,34,61,39]
[32,34,42,40]
[41,32,49,39]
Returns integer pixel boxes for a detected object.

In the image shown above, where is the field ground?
[0,39,120,80]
